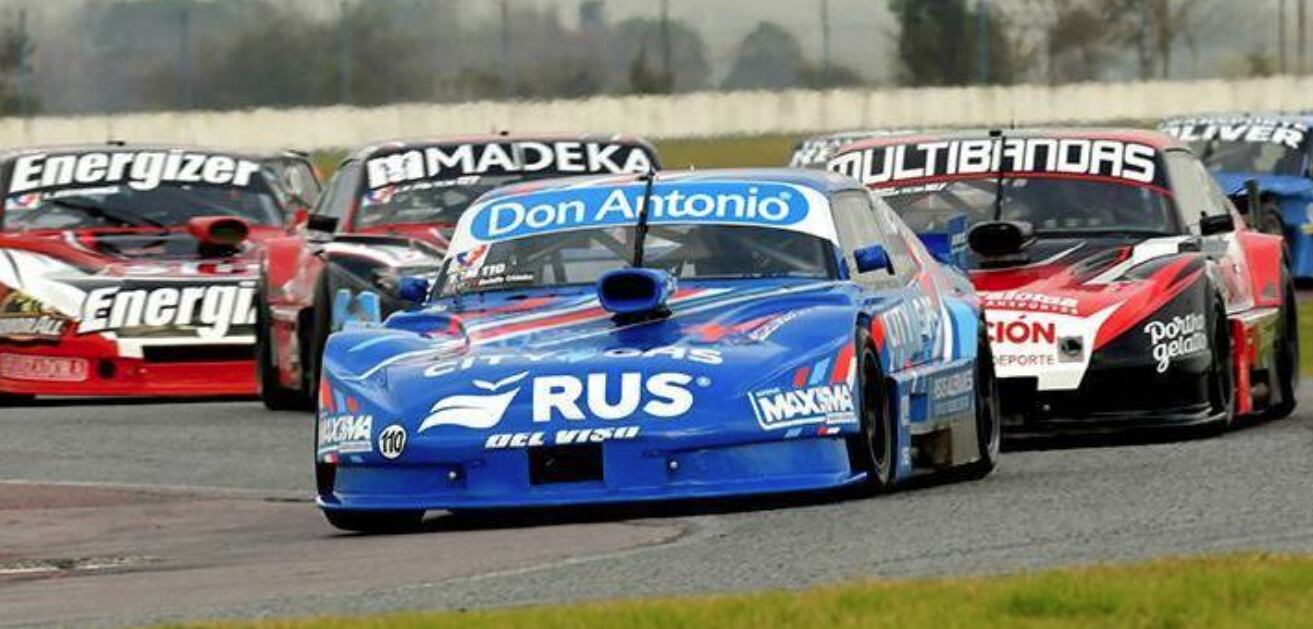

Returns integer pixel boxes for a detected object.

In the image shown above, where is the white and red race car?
[830,129,1297,435]
[0,144,319,402]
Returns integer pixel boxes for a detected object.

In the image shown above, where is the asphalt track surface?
[2,387,1313,628]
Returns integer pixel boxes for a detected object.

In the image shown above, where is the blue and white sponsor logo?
[749,383,856,431]
[470,182,812,241]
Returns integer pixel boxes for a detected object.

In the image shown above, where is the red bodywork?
[0,226,291,398]
[261,134,662,397]
[831,129,1290,422]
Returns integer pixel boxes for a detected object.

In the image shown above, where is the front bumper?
[998,362,1221,437]
[317,436,862,512]
[0,343,256,397]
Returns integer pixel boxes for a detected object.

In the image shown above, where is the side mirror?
[397,275,430,304]
[968,220,1034,257]
[1199,214,1236,236]
[307,214,339,233]
[853,244,895,275]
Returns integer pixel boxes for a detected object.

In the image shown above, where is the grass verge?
[168,553,1313,628]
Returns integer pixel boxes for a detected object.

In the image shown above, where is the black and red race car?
[828,129,1298,435]
[256,134,661,409]
[0,144,319,403]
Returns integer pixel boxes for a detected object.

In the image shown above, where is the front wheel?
[256,284,312,411]
[847,329,898,495]
[323,508,425,534]
[1206,297,1236,431]
[960,321,1000,479]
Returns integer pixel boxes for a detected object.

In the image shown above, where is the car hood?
[0,227,268,344]
[320,280,867,460]
[969,236,1207,389]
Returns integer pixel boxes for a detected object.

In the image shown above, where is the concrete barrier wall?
[3,76,1313,151]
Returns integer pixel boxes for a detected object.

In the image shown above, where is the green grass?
[166,553,1313,629]
[654,134,801,170]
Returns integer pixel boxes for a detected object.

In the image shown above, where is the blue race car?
[1159,114,1313,277]
[314,169,997,532]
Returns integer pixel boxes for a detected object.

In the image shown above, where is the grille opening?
[529,444,603,485]
[142,345,253,363]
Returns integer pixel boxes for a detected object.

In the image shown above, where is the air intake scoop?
[597,268,676,322]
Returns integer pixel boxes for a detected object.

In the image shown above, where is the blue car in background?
[314,169,997,532]
[1159,114,1313,277]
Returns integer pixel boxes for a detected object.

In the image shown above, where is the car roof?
[840,127,1187,154]
[0,143,312,164]
[476,167,864,203]
[348,133,658,162]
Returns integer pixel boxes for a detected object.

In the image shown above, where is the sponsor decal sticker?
[830,138,1162,188]
[982,291,1079,315]
[485,425,641,450]
[318,413,374,455]
[930,367,975,416]
[419,371,699,434]
[377,424,407,460]
[423,345,722,378]
[365,141,653,190]
[8,151,263,195]
[0,354,88,382]
[1161,118,1308,150]
[77,282,257,337]
[750,383,856,431]
[468,182,811,241]
[1144,313,1208,373]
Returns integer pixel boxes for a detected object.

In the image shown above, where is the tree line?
[0,0,1279,116]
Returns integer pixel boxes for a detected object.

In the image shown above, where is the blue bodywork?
[315,170,988,512]
[1215,172,1313,277]
[1160,113,1313,277]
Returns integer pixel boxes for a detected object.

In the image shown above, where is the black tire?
[0,393,35,406]
[847,329,898,494]
[256,283,312,411]
[961,321,1000,480]
[323,508,425,534]
[305,271,336,412]
[1265,270,1299,420]
[1206,296,1236,431]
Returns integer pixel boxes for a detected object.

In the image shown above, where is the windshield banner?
[364,141,655,190]
[7,151,264,195]
[1160,117,1308,150]
[829,138,1165,190]
[459,181,834,244]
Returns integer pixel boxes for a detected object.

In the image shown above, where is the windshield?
[883,178,1179,237]
[356,174,540,229]
[3,183,284,231]
[437,224,836,297]
[1193,140,1306,176]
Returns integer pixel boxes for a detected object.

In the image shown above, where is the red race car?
[0,144,320,403]
[829,129,1297,435]
[256,134,661,410]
